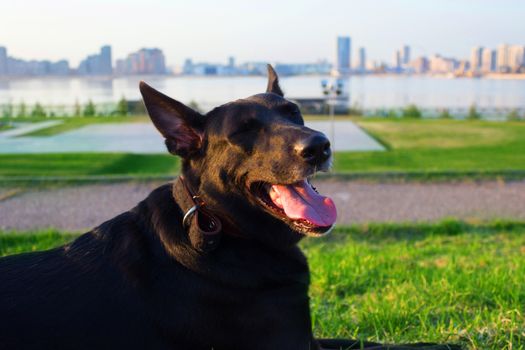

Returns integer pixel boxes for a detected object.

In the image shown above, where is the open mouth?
[250,179,337,236]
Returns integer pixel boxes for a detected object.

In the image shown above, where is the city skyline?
[1,0,524,67]
[1,39,524,77]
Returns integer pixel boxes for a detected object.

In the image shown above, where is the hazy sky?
[1,0,524,67]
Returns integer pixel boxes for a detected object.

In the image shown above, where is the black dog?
[0,66,459,350]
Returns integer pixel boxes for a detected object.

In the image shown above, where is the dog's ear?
[140,81,203,158]
[266,64,284,97]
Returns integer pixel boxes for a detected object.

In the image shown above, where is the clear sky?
[1,0,523,67]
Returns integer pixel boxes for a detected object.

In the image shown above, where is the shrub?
[386,109,398,118]
[31,103,47,117]
[17,102,27,118]
[467,104,481,120]
[83,100,96,117]
[348,102,363,116]
[116,96,129,116]
[439,109,452,119]
[507,109,521,121]
[402,104,422,119]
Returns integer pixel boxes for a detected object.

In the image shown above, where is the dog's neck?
[172,176,246,251]
[137,181,310,289]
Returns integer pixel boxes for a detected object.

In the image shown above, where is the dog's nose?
[296,134,331,166]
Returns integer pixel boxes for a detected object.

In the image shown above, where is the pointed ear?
[266,64,284,97]
[139,81,203,158]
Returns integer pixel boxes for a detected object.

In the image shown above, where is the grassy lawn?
[336,118,525,174]
[0,118,524,180]
[0,153,178,177]
[2,221,524,349]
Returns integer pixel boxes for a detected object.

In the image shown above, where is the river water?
[1,75,524,112]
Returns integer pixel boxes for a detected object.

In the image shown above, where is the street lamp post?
[321,78,343,153]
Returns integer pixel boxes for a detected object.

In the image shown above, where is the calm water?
[1,75,524,111]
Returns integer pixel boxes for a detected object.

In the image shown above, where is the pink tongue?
[270,180,337,227]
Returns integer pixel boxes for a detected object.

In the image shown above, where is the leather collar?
[172,176,222,252]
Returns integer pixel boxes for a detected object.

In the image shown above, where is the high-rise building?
[358,47,366,72]
[77,45,113,75]
[470,46,483,71]
[228,56,235,68]
[115,48,166,75]
[0,46,7,76]
[408,56,429,74]
[481,48,497,73]
[393,50,401,70]
[99,45,113,75]
[402,45,411,65]
[429,55,458,74]
[336,36,351,75]
[497,44,510,72]
[508,45,525,71]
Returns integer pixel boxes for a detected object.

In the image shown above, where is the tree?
[507,109,520,121]
[83,100,96,117]
[467,104,481,120]
[17,101,27,118]
[116,96,128,116]
[439,109,452,119]
[31,102,46,117]
[73,99,81,117]
[402,104,422,119]
[188,100,201,113]
[387,109,398,118]
[2,101,13,118]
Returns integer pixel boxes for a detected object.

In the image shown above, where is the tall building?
[408,56,429,74]
[508,45,525,71]
[481,48,497,73]
[115,48,166,75]
[228,56,235,68]
[402,45,411,65]
[77,45,113,75]
[429,55,458,74]
[497,44,510,72]
[99,45,113,75]
[358,47,366,72]
[0,46,7,76]
[470,46,483,71]
[336,36,351,75]
[393,50,401,70]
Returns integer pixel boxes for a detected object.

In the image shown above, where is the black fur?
[0,66,460,350]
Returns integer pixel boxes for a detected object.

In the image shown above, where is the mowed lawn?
[0,118,524,178]
[336,119,525,174]
[1,221,524,349]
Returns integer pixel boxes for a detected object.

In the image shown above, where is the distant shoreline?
[1,73,525,82]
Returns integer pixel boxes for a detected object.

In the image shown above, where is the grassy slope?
[1,221,524,349]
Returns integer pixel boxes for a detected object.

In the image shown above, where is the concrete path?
[0,121,384,154]
[1,180,523,231]
[0,121,63,138]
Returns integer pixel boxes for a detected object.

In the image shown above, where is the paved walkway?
[1,180,523,231]
[0,121,384,153]
[0,120,63,137]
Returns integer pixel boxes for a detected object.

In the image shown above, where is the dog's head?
[140,65,337,247]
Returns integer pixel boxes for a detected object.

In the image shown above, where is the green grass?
[335,119,525,175]
[2,221,524,349]
[1,118,525,181]
[0,153,178,177]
